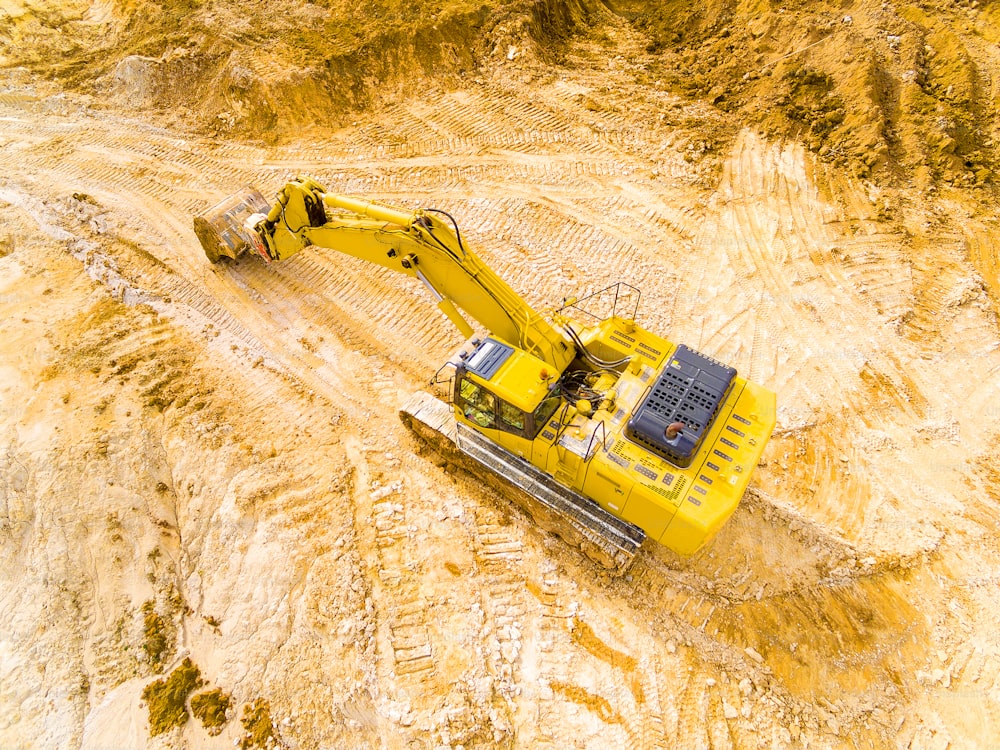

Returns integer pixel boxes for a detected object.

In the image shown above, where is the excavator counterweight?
[194,177,776,572]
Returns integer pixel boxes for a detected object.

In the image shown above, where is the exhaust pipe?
[193,187,271,263]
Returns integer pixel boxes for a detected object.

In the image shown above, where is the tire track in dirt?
[529,572,641,749]
[454,129,945,726]
[0,99,679,384]
[0,92,900,580]
[344,437,437,681]
[0,106,570,734]
[467,501,529,725]
[6,70,1000,745]
[703,133,964,552]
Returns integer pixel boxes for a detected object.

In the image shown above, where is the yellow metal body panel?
[461,318,776,557]
[657,380,775,554]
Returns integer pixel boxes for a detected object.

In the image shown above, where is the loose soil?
[1,1,998,748]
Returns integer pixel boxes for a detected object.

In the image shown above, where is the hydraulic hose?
[562,324,631,369]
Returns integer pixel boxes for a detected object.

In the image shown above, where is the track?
[2,50,1000,747]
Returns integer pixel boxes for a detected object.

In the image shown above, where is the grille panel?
[625,345,736,467]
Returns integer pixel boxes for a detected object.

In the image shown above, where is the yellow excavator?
[194,177,775,571]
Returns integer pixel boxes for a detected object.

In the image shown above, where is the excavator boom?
[195,177,574,375]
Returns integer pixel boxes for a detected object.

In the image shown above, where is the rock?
[501,642,517,664]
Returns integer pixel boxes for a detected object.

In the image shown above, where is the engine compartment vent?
[625,345,736,467]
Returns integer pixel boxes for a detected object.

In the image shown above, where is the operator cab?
[451,338,560,440]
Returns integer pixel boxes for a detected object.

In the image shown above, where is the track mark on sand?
[344,437,437,682]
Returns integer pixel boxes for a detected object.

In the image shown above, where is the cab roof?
[462,338,556,413]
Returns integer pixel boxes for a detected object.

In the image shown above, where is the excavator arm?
[197,177,575,374]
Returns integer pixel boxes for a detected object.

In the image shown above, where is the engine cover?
[625,345,736,467]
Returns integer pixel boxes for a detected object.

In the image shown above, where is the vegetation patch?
[142,658,203,737]
[191,688,231,735]
[240,697,281,749]
[141,600,169,672]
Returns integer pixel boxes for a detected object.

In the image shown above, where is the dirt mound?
[0,0,599,139]
[613,0,998,188]
[6,0,1000,191]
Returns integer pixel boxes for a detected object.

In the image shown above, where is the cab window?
[459,377,529,435]
[499,401,525,432]
[459,378,496,428]
[533,391,561,431]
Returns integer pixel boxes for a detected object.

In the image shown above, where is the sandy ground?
[2,7,1000,749]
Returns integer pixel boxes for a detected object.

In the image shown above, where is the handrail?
[584,419,608,460]
[553,400,574,441]
[557,282,642,323]
[432,361,456,384]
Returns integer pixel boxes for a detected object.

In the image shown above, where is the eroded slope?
[1,1,999,748]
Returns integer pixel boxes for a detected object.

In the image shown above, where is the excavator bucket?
[193,187,271,263]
